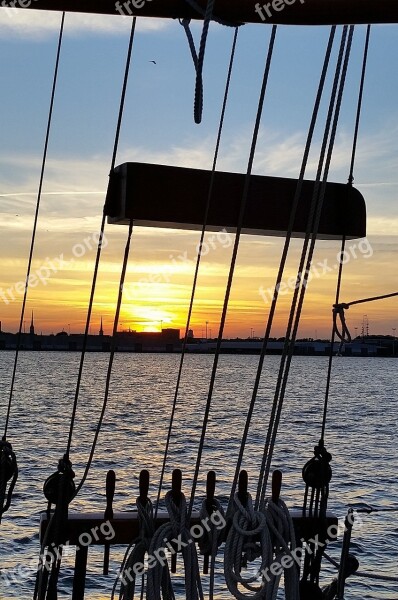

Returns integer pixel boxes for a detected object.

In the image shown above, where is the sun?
[122,307,174,332]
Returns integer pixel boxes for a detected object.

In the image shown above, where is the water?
[0,352,397,599]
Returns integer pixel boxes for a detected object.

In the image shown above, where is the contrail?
[0,191,104,198]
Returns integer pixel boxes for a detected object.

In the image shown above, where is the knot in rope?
[147,490,203,600]
[332,303,352,346]
[224,492,273,600]
[0,438,18,522]
[119,497,155,600]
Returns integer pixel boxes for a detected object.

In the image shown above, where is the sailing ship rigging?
[1,2,398,600]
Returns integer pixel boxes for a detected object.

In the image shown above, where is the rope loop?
[332,302,352,344]
[180,0,216,123]
[224,492,273,599]
[0,439,18,521]
[147,490,203,600]
[118,497,155,600]
[265,498,300,600]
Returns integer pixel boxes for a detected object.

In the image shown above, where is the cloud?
[0,8,169,40]
[2,122,398,238]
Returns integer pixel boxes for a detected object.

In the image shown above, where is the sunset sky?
[0,10,397,338]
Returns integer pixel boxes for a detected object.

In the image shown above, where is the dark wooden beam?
[105,162,366,240]
[2,0,398,25]
[40,510,338,545]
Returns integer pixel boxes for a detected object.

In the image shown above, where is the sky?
[0,8,398,338]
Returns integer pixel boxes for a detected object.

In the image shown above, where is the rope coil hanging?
[147,471,203,600]
[224,483,273,599]
[117,471,157,600]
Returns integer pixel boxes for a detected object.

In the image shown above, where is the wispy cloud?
[0,9,169,40]
[2,122,398,237]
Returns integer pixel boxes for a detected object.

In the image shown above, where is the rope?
[75,219,134,495]
[116,498,156,600]
[322,26,372,439]
[333,291,398,344]
[188,25,278,518]
[256,25,354,511]
[228,26,337,513]
[198,496,226,599]
[323,553,398,583]
[224,492,272,600]
[147,491,203,600]
[0,440,18,523]
[66,17,137,459]
[265,499,300,600]
[182,0,242,27]
[348,25,371,185]
[180,0,215,123]
[155,27,239,516]
[2,12,65,441]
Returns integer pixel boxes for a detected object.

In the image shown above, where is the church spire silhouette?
[30,311,35,336]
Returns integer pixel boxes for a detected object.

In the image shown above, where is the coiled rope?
[224,491,272,600]
[0,440,18,523]
[265,498,299,600]
[147,490,203,600]
[117,497,156,600]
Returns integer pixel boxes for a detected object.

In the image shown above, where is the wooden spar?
[105,162,366,240]
[2,0,398,25]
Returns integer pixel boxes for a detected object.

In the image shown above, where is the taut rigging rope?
[256,25,355,511]
[3,12,65,441]
[228,25,337,512]
[0,12,65,526]
[156,27,240,515]
[66,17,137,460]
[188,25,278,517]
